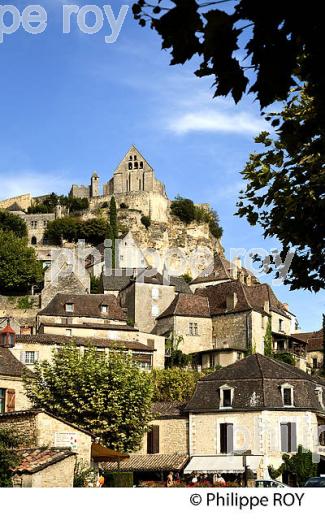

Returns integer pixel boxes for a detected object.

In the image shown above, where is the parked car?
[304,476,325,487]
[255,480,288,488]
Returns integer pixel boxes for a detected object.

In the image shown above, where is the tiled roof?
[102,454,189,472]
[14,448,75,474]
[191,255,259,285]
[0,347,33,378]
[157,293,210,319]
[38,293,127,321]
[120,270,191,294]
[186,354,325,413]
[40,322,137,331]
[196,280,289,318]
[16,334,155,352]
[102,271,133,292]
[152,401,187,418]
[293,329,323,352]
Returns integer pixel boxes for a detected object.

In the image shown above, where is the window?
[220,385,233,408]
[319,429,325,447]
[237,352,242,361]
[24,351,38,365]
[313,358,318,369]
[147,425,159,454]
[101,304,108,314]
[134,162,138,169]
[220,423,233,454]
[281,384,294,407]
[0,389,5,414]
[279,319,284,332]
[151,305,159,317]
[315,386,324,408]
[128,162,132,170]
[189,322,198,336]
[140,161,143,169]
[31,236,37,245]
[65,303,74,313]
[280,422,297,452]
[66,329,72,337]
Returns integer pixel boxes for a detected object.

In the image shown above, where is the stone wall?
[0,413,37,445]
[212,312,250,350]
[137,417,189,455]
[14,454,76,488]
[173,316,213,355]
[21,213,55,246]
[0,376,31,411]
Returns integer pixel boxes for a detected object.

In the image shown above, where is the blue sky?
[0,1,323,330]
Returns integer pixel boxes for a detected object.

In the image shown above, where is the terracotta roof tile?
[14,448,75,474]
[102,454,189,472]
[293,329,323,352]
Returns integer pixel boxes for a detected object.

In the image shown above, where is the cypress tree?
[109,196,118,268]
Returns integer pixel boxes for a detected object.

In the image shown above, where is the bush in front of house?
[103,471,134,488]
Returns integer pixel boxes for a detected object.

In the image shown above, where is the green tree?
[237,90,325,291]
[0,428,22,487]
[268,445,318,486]
[133,1,325,112]
[273,352,295,366]
[0,231,43,294]
[0,210,27,238]
[171,196,195,224]
[264,319,273,358]
[45,217,109,246]
[76,218,110,246]
[109,196,118,268]
[23,344,153,452]
[141,215,151,229]
[152,367,201,402]
[194,205,223,239]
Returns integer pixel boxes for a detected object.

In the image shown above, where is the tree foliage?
[171,196,223,237]
[28,193,89,215]
[23,344,153,452]
[264,319,273,358]
[171,196,196,224]
[152,367,201,401]
[109,196,118,269]
[237,90,325,291]
[45,217,110,246]
[0,428,22,487]
[268,445,318,486]
[133,1,325,112]
[0,230,43,294]
[0,210,27,238]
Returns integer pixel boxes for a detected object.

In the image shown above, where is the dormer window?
[281,384,294,407]
[315,386,324,408]
[65,303,74,313]
[101,304,108,314]
[220,385,234,408]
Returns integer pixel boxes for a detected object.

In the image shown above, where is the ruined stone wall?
[0,194,32,211]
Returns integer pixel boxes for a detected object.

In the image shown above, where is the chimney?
[226,292,238,311]
[234,257,242,269]
[246,275,252,286]
[264,300,270,314]
[283,303,289,311]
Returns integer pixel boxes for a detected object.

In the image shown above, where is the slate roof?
[16,334,155,352]
[190,254,258,286]
[102,269,134,292]
[14,448,75,474]
[185,353,325,413]
[102,453,189,472]
[38,293,127,321]
[196,280,289,318]
[293,329,323,352]
[152,401,187,418]
[157,293,210,319]
[0,347,33,378]
[120,270,191,294]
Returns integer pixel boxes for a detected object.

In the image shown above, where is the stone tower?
[90,172,99,198]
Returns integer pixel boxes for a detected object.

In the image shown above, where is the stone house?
[183,354,325,480]
[119,271,191,334]
[195,280,305,368]
[35,293,165,368]
[103,402,189,483]
[293,329,324,372]
[0,408,94,487]
[154,293,213,355]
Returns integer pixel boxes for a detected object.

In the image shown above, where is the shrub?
[194,205,223,238]
[141,215,151,229]
[0,210,27,238]
[103,472,133,488]
[90,276,101,294]
[17,296,33,310]
[73,461,97,488]
[273,352,295,365]
[152,368,201,402]
[182,273,192,284]
[171,196,195,224]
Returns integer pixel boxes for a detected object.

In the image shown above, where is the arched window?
[134,155,137,160]
[139,179,141,190]
[128,162,132,170]
[134,162,138,169]
[31,236,37,245]
[140,161,143,169]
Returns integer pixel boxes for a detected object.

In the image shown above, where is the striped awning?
[184,455,263,474]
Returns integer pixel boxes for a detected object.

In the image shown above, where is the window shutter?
[227,423,234,453]
[289,423,297,452]
[6,389,15,413]
[147,425,160,454]
[35,351,39,362]
[20,352,25,363]
[281,423,289,452]
[220,423,227,454]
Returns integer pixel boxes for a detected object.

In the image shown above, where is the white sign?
[54,432,78,450]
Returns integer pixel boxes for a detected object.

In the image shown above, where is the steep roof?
[196,280,289,318]
[293,329,323,352]
[0,347,32,378]
[191,254,259,286]
[186,354,325,413]
[152,401,187,418]
[157,293,210,319]
[38,293,127,321]
[16,334,155,352]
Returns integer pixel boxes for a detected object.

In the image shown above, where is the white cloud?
[0,170,70,199]
[167,109,266,136]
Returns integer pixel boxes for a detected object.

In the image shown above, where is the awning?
[184,455,263,474]
[102,454,189,472]
[91,443,129,463]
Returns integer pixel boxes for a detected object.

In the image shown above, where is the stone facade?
[0,376,31,411]
[21,213,55,246]
[155,315,213,355]
[0,193,32,211]
[13,454,76,488]
[137,417,189,456]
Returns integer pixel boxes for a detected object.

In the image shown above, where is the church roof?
[114,145,153,173]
